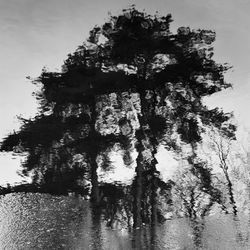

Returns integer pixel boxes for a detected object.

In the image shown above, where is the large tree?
[1,7,235,227]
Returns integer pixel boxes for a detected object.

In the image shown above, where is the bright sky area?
[0,0,250,185]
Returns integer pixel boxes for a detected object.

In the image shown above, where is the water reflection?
[0,193,250,249]
[0,6,244,249]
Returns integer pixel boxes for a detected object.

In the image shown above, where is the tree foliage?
[0,7,236,227]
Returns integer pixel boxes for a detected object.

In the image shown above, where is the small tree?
[204,127,237,214]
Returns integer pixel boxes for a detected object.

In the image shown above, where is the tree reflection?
[0,7,236,233]
[189,218,205,249]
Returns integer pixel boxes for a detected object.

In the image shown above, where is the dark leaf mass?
[0,7,236,228]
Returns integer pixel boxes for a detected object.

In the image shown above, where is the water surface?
[0,193,250,250]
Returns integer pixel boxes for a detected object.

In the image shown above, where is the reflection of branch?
[212,133,231,172]
[194,191,203,200]
[210,130,237,215]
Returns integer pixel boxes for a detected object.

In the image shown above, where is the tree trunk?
[89,99,101,205]
[150,174,158,225]
[90,154,101,204]
[133,146,144,228]
[133,89,159,228]
[224,170,237,215]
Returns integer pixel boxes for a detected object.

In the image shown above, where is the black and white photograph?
[0,0,250,249]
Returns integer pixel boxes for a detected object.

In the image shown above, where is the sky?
[0,0,250,185]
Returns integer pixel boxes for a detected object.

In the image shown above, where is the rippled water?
[0,193,250,250]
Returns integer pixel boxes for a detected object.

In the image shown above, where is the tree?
[192,126,238,215]
[0,7,235,228]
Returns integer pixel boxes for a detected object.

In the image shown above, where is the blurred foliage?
[0,7,236,227]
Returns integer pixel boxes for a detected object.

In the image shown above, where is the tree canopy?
[0,7,236,227]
